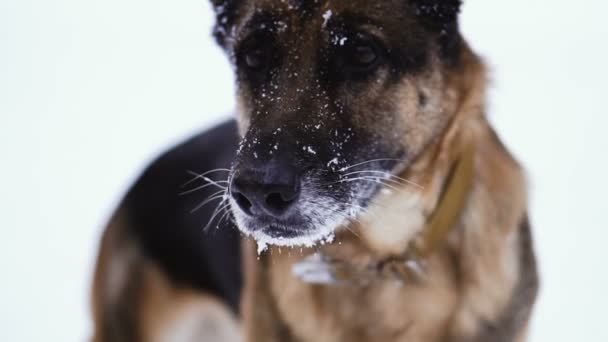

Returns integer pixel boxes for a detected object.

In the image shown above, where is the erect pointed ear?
[209,0,241,47]
[412,0,462,27]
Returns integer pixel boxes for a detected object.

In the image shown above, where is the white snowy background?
[1,0,607,340]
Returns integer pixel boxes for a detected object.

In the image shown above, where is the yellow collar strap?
[412,141,476,259]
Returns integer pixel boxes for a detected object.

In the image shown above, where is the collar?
[293,142,476,285]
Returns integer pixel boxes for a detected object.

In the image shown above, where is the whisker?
[330,217,361,238]
[307,182,394,212]
[320,176,399,191]
[338,158,407,172]
[204,202,232,231]
[227,172,235,197]
[180,181,228,196]
[308,200,362,240]
[341,170,423,189]
[343,225,361,238]
[190,190,228,213]
[183,169,231,188]
[361,176,418,189]
[210,205,233,231]
[339,177,404,193]
[344,175,412,188]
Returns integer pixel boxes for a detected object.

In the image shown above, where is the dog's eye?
[238,35,274,72]
[243,47,268,70]
[334,34,384,76]
[349,44,378,68]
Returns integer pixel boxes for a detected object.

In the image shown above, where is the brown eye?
[238,34,275,73]
[352,44,378,67]
[336,34,384,76]
[245,49,265,69]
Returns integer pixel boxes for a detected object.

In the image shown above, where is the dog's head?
[210,0,466,248]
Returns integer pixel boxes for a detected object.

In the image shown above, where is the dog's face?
[211,0,463,248]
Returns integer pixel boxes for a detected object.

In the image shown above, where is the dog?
[91,0,539,341]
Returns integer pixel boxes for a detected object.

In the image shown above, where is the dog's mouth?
[228,169,386,254]
[237,218,340,254]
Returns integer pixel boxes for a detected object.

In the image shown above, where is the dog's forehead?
[249,0,411,27]
[255,0,406,11]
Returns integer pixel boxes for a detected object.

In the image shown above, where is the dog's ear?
[412,0,462,27]
[209,0,241,47]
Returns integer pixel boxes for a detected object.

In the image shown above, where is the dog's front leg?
[241,241,296,342]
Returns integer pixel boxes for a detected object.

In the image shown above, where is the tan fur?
[241,47,531,341]
[91,209,241,342]
[93,2,536,340]
[92,208,140,342]
[139,262,241,342]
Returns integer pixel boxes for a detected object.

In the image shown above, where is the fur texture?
[91,1,538,341]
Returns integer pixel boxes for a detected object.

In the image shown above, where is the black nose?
[231,164,301,218]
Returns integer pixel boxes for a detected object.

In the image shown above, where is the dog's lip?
[231,199,345,253]
[262,225,303,238]
[246,216,306,237]
[245,220,337,254]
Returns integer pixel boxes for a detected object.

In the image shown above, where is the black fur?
[124,120,243,313]
[211,0,242,47]
[411,0,463,65]
[412,0,462,25]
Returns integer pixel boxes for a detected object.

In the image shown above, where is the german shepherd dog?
[92,0,539,341]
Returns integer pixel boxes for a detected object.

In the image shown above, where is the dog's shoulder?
[122,119,243,312]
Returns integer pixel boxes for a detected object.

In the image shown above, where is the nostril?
[233,191,253,214]
[265,192,293,213]
[231,169,301,218]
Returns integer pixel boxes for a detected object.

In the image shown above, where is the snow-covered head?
[210,0,465,250]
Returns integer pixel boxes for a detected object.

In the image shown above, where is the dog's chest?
[267,252,460,342]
